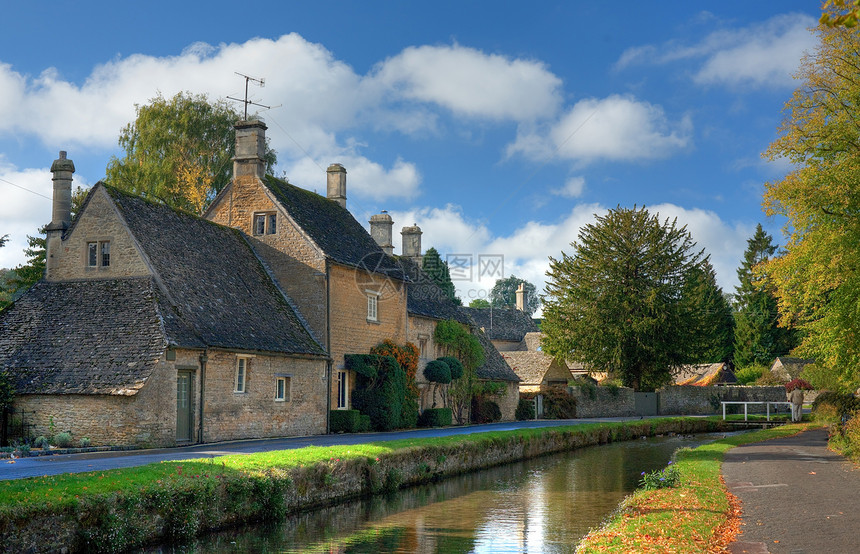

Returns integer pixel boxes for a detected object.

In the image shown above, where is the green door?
[177,371,194,441]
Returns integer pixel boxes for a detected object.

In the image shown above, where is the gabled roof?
[473,328,520,382]
[460,307,539,342]
[396,257,470,324]
[107,185,325,356]
[0,185,326,395]
[261,175,406,280]
[0,278,166,395]
[770,357,815,381]
[674,363,736,386]
[503,351,570,386]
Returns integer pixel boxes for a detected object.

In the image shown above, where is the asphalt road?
[0,417,653,481]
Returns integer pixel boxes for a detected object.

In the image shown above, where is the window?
[252,212,277,235]
[87,241,111,268]
[235,357,248,393]
[367,292,378,322]
[336,370,348,409]
[275,376,291,402]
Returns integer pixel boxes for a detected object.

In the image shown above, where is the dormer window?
[87,241,110,268]
[253,212,277,235]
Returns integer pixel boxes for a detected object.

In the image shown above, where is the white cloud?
[370,44,563,121]
[508,95,692,164]
[0,161,52,270]
[551,176,586,198]
[615,13,817,89]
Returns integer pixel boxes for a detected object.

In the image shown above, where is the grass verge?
[575,421,817,553]
[0,417,727,552]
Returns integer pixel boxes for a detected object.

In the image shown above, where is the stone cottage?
[204,120,409,415]
[0,153,328,447]
[461,304,540,352]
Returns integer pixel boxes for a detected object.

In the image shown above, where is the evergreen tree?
[422,247,461,305]
[682,259,734,363]
[489,275,539,315]
[732,224,796,368]
[542,206,704,391]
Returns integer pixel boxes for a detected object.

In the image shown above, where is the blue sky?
[0,1,821,309]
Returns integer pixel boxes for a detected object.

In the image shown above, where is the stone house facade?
[0,154,328,447]
[204,121,409,414]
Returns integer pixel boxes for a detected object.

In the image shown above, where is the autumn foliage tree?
[762,16,860,390]
[106,92,276,214]
[370,340,420,428]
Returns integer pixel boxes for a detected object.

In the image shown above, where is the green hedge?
[418,408,452,427]
[330,410,362,433]
[348,354,406,431]
[515,398,535,420]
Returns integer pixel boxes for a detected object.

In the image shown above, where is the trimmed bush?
[350,355,406,431]
[543,387,577,419]
[424,359,451,384]
[329,410,362,433]
[438,356,463,380]
[33,436,50,450]
[358,414,372,432]
[471,397,501,424]
[54,432,73,448]
[516,398,535,420]
[401,398,419,429]
[418,408,452,427]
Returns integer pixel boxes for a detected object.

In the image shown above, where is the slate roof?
[473,328,520,382]
[770,357,815,381]
[262,175,406,280]
[674,363,737,386]
[0,185,325,395]
[395,257,470,324]
[460,307,539,342]
[0,278,166,395]
[107,186,325,356]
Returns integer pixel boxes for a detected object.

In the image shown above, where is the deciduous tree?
[762,19,860,389]
[542,206,704,391]
[489,275,539,315]
[106,92,276,214]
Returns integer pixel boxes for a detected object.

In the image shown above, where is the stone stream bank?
[0,418,737,553]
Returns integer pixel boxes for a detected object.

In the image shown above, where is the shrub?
[438,356,463,380]
[33,436,50,450]
[515,397,535,420]
[349,355,406,431]
[358,414,371,432]
[80,437,91,448]
[400,398,419,429]
[812,391,860,424]
[424,360,451,384]
[471,397,501,424]
[734,364,765,385]
[329,409,362,433]
[371,340,420,429]
[543,387,577,419]
[418,408,452,427]
[639,462,680,490]
[54,432,73,448]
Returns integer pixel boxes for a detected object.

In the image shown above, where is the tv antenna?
[227,72,276,120]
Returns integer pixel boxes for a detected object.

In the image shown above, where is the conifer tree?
[732,224,796,368]
[422,247,461,305]
[682,260,735,363]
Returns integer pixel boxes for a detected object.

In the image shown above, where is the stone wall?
[206,175,329,345]
[658,385,787,415]
[201,349,327,442]
[14,361,176,447]
[570,386,636,418]
[49,187,150,281]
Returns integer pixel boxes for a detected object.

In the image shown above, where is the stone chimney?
[326,163,347,208]
[45,150,75,280]
[401,224,422,264]
[233,120,267,179]
[369,211,394,255]
[515,283,526,312]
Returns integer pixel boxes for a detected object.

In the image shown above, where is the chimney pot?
[46,150,75,280]
[370,212,394,255]
[401,224,423,262]
[326,163,347,208]
[515,283,526,312]
[233,120,267,179]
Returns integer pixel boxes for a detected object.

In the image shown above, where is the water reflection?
[147,433,724,553]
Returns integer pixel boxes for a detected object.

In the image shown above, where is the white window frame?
[235,355,254,393]
[275,376,290,402]
[336,370,349,409]
[366,291,379,322]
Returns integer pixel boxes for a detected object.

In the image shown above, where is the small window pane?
[276,377,290,401]
[253,214,266,235]
[236,358,246,393]
[337,371,348,409]
[88,243,98,267]
[267,214,277,234]
[100,241,110,267]
[367,294,378,321]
